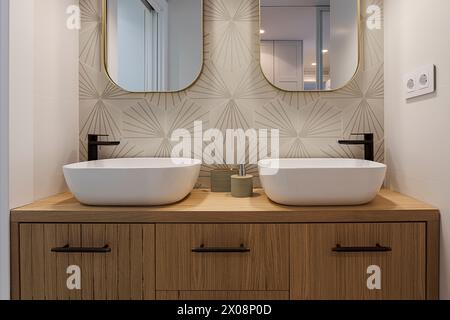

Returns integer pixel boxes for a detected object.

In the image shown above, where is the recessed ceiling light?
[260,29,265,34]
[322,49,329,53]
[312,63,317,66]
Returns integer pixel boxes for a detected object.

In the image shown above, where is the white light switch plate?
[404,64,436,100]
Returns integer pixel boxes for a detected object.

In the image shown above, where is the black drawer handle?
[332,244,392,253]
[51,244,111,254]
[192,244,250,253]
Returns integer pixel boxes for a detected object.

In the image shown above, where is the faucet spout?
[338,133,374,162]
[87,134,120,161]
[90,141,120,146]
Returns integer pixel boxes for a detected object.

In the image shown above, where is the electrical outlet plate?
[404,64,436,100]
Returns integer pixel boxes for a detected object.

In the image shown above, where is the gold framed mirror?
[102,0,203,93]
[259,0,361,92]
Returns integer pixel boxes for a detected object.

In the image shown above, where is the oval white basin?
[258,158,387,206]
[63,158,201,206]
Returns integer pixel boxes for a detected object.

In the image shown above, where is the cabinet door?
[19,224,155,300]
[156,224,289,291]
[157,291,290,301]
[290,223,427,300]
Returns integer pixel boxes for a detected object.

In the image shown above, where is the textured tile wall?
[79,0,384,187]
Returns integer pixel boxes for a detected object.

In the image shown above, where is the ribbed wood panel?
[156,224,289,291]
[19,224,155,300]
[290,223,427,300]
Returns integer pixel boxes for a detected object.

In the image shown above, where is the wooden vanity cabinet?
[290,223,427,300]
[10,190,440,300]
[16,224,155,300]
[156,224,289,291]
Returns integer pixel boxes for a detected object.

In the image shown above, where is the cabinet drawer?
[156,224,289,291]
[291,223,427,300]
[19,224,155,300]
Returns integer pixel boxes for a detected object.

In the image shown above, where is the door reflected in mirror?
[260,0,359,91]
[105,0,203,92]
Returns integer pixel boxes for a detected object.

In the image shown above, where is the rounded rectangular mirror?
[104,0,203,92]
[260,0,360,91]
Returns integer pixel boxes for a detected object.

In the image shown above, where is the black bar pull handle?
[332,244,392,253]
[51,244,112,254]
[192,244,250,253]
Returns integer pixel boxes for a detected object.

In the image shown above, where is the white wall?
[10,0,78,207]
[385,0,450,299]
[10,0,79,208]
[33,0,79,200]
[329,0,358,89]
[0,0,10,301]
[9,0,35,208]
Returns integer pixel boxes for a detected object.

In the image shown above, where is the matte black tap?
[88,134,120,161]
[338,133,375,161]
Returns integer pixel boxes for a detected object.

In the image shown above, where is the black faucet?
[88,134,120,161]
[338,133,374,161]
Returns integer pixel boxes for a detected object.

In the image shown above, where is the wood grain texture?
[105,224,118,300]
[31,225,45,300]
[17,224,156,300]
[143,225,156,300]
[156,291,290,301]
[43,224,57,300]
[426,220,440,299]
[10,222,20,300]
[92,224,106,300]
[290,223,427,300]
[10,189,440,224]
[55,224,69,300]
[81,224,93,300]
[130,225,143,300]
[117,225,130,300]
[68,225,82,300]
[19,224,32,300]
[156,224,289,291]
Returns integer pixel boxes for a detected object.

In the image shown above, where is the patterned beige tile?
[79,0,385,186]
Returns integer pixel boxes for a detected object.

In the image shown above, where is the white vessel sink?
[63,158,201,206]
[258,158,387,206]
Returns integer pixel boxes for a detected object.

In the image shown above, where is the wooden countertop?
[10,189,439,223]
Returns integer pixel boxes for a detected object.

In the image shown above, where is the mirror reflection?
[105,0,203,92]
[260,0,359,91]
